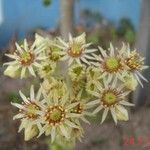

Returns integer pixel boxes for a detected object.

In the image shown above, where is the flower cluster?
[3,33,148,144]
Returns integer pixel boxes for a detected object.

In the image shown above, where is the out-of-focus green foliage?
[80,9,103,28]
[117,18,136,44]
[47,139,74,150]
[125,29,136,44]
[8,92,20,103]
[43,0,52,7]
[117,18,134,35]
[87,33,99,45]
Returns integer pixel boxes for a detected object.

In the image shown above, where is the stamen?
[20,102,40,119]
[67,43,83,58]
[126,51,143,71]
[101,89,120,107]
[19,51,35,66]
[71,102,83,114]
[44,105,66,126]
[104,57,122,73]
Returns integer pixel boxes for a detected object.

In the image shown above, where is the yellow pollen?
[126,51,143,70]
[105,57,121,72]
[19,51,35,66]
[101,90,118,106]
[21,102,40,119]
[71,102,83,114]
[67,42,83,58]
[45,106,65,126]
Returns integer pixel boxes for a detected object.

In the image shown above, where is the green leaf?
[43,0,52,7]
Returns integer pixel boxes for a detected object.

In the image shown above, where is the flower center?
[73,66,83,76]
[105,57,121,72]
[126,51,143,70]
[45,106,65,126]
[20,102,40,119]
[19,51,35,66]
[48,47,61,61]
[101,90,118,106]
[67,43,83,58]
[43,65,52,73]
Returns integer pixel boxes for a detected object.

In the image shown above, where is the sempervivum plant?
[3,33,148,149]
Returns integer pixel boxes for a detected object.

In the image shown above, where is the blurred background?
[0,0,150,149]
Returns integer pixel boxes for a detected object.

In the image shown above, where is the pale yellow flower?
[68,63,86,81]
[88,77,134,124]
[4,39,46,78]
[55,33,97,66]
[122,73,138,91]
[86,65,103,81]
[70,90,95,124]
[123,44,148,87]
[42,77,68,100]
[38,61,56,78]
[39,92,82,142]
[4,65,20,78]
[115,105,129,121]
[11,85,43,139]
[35,33,50,48]
[24,125,39,141]
[92,43,127,81]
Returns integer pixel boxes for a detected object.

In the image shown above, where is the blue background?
[0,0,140,47]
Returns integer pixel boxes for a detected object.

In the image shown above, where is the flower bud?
[123,74,138,90]
[4,65,20,78]
[115,106,129,121]
[24,125,39,141]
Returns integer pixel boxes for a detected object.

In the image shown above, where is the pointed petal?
[85,100,100,109]
[30,85,34,100]
[51,127,56,143]
[93,106,103,114]
[19,91,29,103]
[13,113,25,120]
[110,107,117,124]
[110,43,114,56]
[28,66,36,77]
[87,90,99,97]
[66,102,79,110]
[11,102,24,109]
[68,58,74,66]
[75,58,82,65]
[136,71,148,82]
[135,73,143,87]
[65,119,80,128]
[5,54,18,59]
[84,54,95,60]
[66,113,81,118]
[21,67,26,79]
[101,108,109,124]
[69,33,73,43]
[85,49,97,53]
[81,57,90,65]
[24,39,28,51]
[57,37,68,47]
[98,46,107,58]
[60,125,69,138]
[119,100,135,106]
[36,87,42,101]
[115,105,129,121]
[112,76,118,88]
[81,117,90,124]
[15,42,23,54]
[33,62,42,68]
